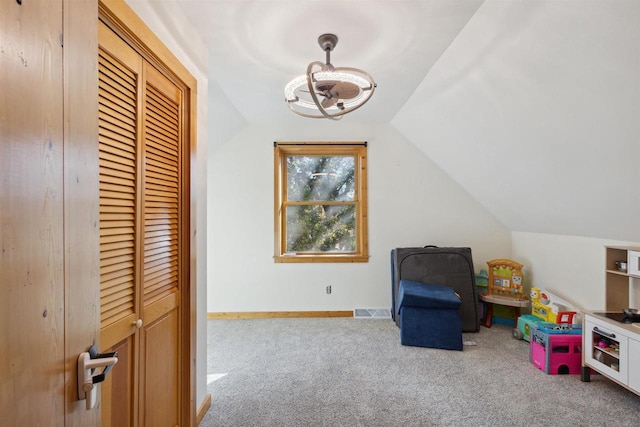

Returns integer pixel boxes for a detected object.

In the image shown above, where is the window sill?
[274,254,369,263]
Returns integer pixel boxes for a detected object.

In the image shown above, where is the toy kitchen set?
[581,246,640,397]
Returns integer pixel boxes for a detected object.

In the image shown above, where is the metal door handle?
[77,345,118,410]
[593,326,616,339]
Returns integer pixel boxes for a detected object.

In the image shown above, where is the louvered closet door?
[98,20,142,427]
[138,63,183,427]
[98,19,184,427]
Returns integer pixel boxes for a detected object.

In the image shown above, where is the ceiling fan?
[284,33,376,120]
[302,79,359,110]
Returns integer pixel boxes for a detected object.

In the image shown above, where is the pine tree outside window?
[274,142,369,263]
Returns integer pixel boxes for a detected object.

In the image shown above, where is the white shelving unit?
[604,246,640,310]
[582,313,640,396]
[580,246,640,396]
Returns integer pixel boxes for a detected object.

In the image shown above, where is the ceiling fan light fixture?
[284,34,376,120]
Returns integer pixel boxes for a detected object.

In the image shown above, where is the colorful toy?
[486,259,525,299]
[480,259,530,327]
[492,304,518,326]
[475,269,489,299]
[530,323,583,375]
[475,269,489,321]
[530,287,577,324]
[512,287,578,341]
[513,314,543,341]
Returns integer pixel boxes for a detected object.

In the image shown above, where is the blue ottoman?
[398,279,463,351]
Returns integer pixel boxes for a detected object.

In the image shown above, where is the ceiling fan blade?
[329,81,360,100]
[321,96,338,109]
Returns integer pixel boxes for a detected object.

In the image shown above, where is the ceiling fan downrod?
[318,33,337,71]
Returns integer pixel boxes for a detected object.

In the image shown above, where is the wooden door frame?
[98,1,198,425]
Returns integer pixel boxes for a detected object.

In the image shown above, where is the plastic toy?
[513,314,543,341]
[512,287,578,341]
[475,269,489,321]
[475,269,489,289]
[530,323,583,375]
[530,287,577,324]
[479,259,530,327]
[486,259,525,299]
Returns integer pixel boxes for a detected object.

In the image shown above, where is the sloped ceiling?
[132,0,640,242]
[392,0,640,242]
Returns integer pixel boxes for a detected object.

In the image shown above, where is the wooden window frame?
[274,142,369,263]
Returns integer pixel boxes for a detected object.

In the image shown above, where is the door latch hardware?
[77,345,118,410]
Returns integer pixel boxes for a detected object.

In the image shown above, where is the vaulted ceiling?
[130,0,640,242]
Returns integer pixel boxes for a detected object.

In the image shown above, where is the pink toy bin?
[530,323,583,375]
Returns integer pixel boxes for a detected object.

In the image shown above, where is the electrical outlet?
[326,285,332,294]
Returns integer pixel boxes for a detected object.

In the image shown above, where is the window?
[274,142,369,263]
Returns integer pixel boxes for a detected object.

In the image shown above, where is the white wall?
[125,0,209,412]
[512,232,640,311]
[208,122,511,312]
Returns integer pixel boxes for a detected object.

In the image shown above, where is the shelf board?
[606,269,629,277]
[594,346,620,359]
